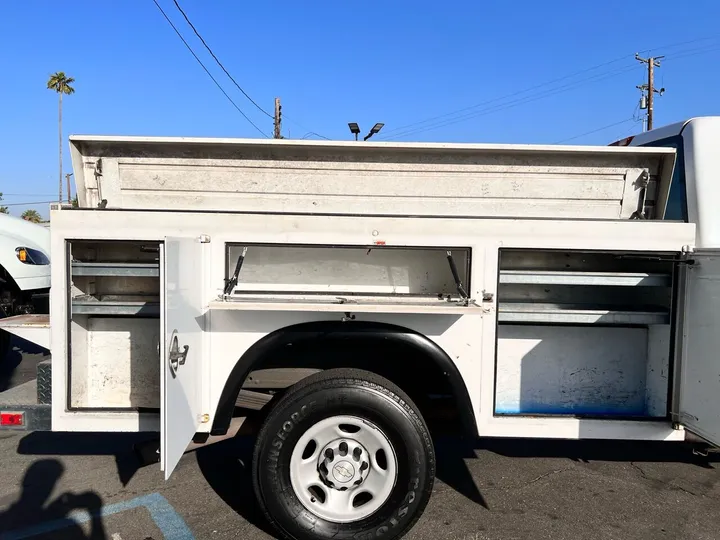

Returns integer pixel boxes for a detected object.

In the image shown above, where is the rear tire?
[252,368,435,540]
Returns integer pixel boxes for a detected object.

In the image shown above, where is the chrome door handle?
[168,332,189,377]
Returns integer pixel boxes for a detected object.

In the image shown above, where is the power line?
[663,43,720,63]
[0,193,57,197]
[150,0,269,137]
[3,201,56,207]
[554,117,638,144]
[379,34,720,141]
[171,0,273,118]
[379,54,633,138]
[382,63,642,140]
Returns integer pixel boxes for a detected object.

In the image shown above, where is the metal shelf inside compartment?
[71,295,160,316]
[499,270,670,287]
[71,262,159,277]
[498,302,669,325]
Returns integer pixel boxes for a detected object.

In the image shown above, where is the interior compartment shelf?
[499,270,670,287]
[498,303,669,325]
[72,296,160,316]
[71,262,159,277]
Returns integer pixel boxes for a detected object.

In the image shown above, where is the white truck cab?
[612,116,720,246]
[0,213,50,359]
[1,119,720,540]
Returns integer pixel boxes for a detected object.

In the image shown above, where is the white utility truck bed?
[4,131,719,540]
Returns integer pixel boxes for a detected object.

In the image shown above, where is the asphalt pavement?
[2,339,720,540]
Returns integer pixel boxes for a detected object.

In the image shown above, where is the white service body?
[4,118,720,481]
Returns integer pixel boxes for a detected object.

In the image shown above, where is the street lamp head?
[370,123,385,135]
[363,122,385,141]
[348,122,360,135]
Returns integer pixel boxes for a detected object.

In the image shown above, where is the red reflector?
[0,413,24,426]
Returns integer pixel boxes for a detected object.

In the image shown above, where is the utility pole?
[273,97,282,139]
[635,54,665,131]
[65,173,73,204]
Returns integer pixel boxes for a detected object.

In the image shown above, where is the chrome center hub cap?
[318,439,369,490]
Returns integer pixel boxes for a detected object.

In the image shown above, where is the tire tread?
[252,367,435,540]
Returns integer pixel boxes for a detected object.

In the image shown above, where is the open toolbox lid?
[69,135,676,220]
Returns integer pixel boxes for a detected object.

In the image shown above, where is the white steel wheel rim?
[289,415,398,523]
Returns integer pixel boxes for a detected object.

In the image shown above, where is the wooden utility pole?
[635,54,665,131]
[65,173,73,204]
[273,97,282,139]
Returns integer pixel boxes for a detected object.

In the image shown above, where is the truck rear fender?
[210,320,478,437]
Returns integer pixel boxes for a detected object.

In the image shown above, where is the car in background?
[0,213,50,360]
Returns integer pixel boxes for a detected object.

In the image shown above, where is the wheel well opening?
[222,327,475,438]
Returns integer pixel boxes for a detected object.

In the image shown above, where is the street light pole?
[348,122,385,141]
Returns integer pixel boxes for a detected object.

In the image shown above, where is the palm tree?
[21,209,43,223]
[0,193,8,214]
[47,72,75,204]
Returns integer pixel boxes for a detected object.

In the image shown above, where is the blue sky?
[1,0,719,217]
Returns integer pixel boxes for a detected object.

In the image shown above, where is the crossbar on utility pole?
[635,54,665,131]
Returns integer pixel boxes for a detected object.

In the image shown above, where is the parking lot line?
[0,493,194,540]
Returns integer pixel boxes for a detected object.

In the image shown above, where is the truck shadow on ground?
[16,432,156,486]
[0,337,48,392]
[0,458,106,540]
[196,434,719,533]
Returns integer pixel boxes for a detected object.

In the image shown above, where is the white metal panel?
[228,245,467,295]
[69,135,675,219]
[495,326,649,416]
[679,118,720,248]
[49,209,696,438]
[675,250,720,446]
[0,314,50,349]
[86,317,160,408]
[161,237,207,479]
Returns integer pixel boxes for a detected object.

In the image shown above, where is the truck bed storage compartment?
[224,244,471,299]
[495,249,674,418]
[68,241,161,410]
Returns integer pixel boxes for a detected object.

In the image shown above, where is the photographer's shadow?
[0,459,106,540]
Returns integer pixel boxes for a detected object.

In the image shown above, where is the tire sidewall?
[255,384,433,540]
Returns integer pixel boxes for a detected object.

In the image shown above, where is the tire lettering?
[265,401,317,476]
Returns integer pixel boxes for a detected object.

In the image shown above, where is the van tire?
[252,368,435,540]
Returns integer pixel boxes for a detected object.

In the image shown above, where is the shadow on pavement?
[195,435,277,537]
[0,458,106,539]
[16,432,156,486]
[477,437,720,468]
[0,336,49,392]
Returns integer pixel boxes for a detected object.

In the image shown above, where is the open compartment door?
[675,249,720,446]
[160,236,207,479]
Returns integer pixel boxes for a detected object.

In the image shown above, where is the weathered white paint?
[49,208,694,438]
[675,250,720,446]
[84,317,159,408]
[229,245,468,295]
[0,314,50,350]
[69,136,675,220]
[495,326,649,416]
[69,316,89,408]
[161,237,208,479]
